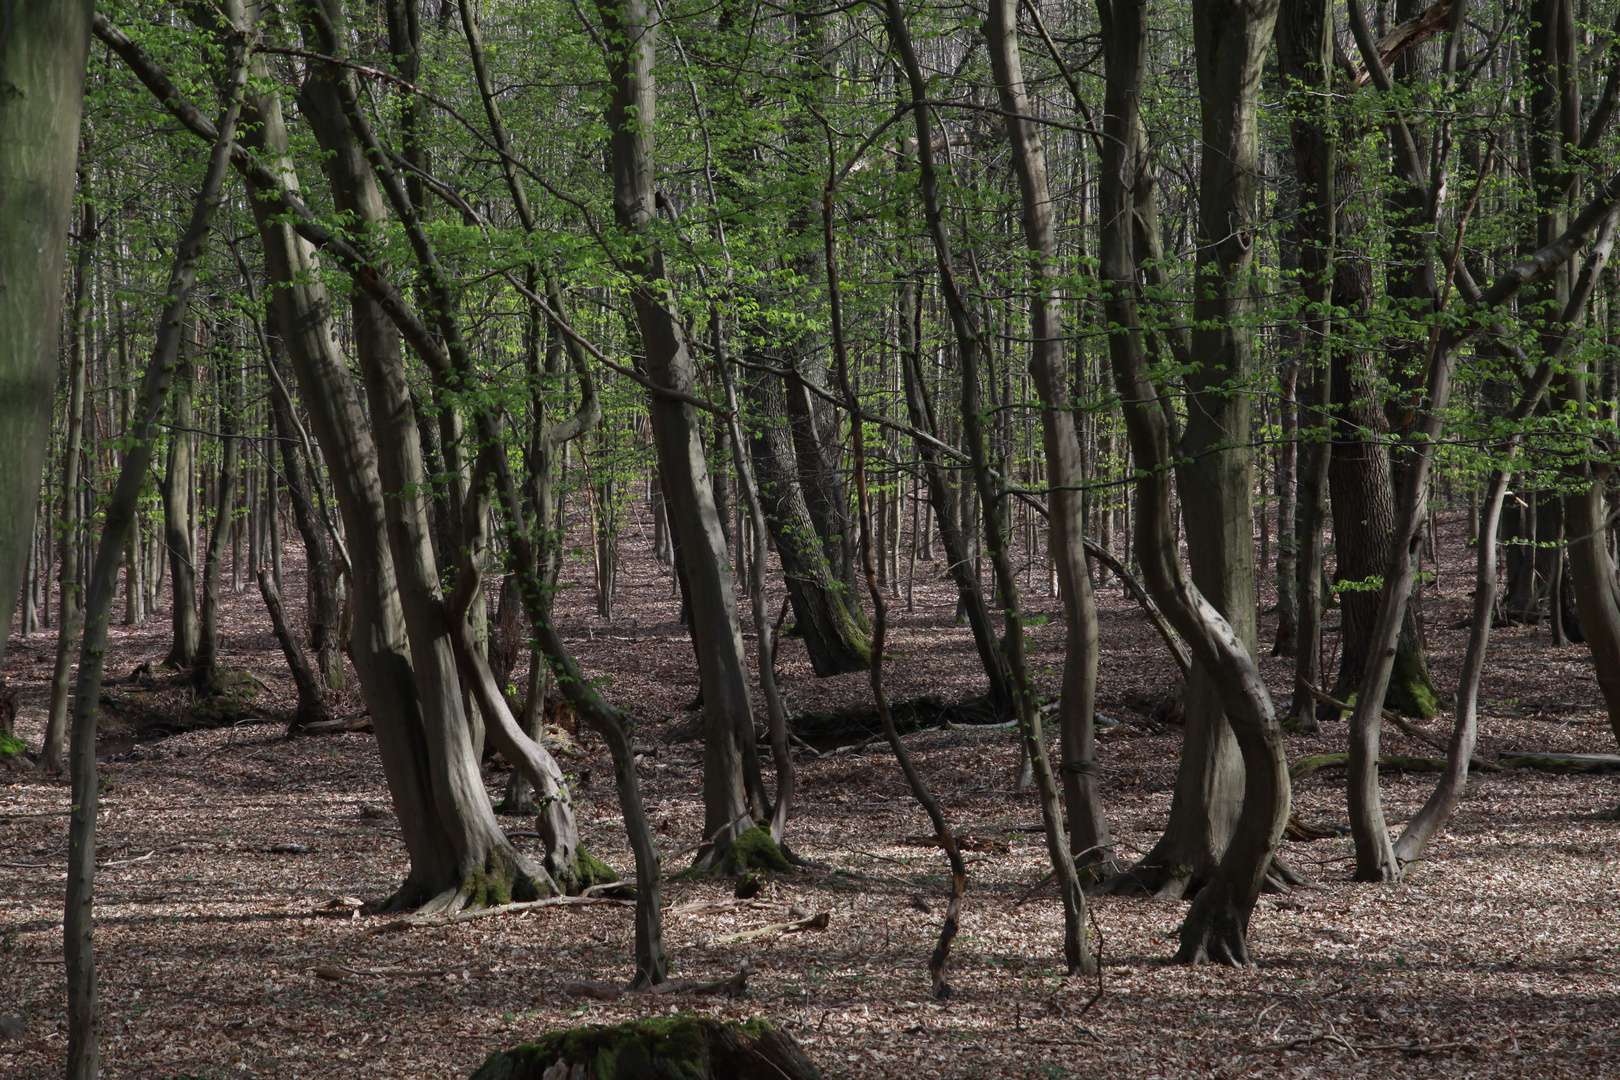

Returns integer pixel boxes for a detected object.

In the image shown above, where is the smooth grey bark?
[43,189,95,773]
[984,0,1117,879]
[888,0,1092,976]
[1341,180,1620,882]
[0,0,92,670]
[1097,0,1291,965]
[597,0,762,869]
[297,0,556,906]
[159,340,200,669]
[65,52,243,1080]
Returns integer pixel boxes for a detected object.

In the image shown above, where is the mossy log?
[469,1015,821,1080]
[1290,752,1447,782]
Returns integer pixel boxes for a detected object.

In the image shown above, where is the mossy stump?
[469,1015,821,1080]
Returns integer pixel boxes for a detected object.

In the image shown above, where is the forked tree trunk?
[297,0,557,907]
[1097,0,1290,965]
[96,2,560,909]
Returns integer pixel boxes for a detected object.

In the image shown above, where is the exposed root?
[1174,886,1253,966]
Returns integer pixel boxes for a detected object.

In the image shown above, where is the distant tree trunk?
[194,333,240,684]
[43,188,95,773]
[896,280,1014,714]
[597,0,765,869]
[0,1,92,673]
[257,307,344,690]
[257,567,331,731]
[742,363,871,675]
[160,339,200,669]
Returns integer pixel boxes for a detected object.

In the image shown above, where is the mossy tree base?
[469,1015,822,1080]
[1386,647,1447,719]
[382,846,558,915]
[692,824,793,876]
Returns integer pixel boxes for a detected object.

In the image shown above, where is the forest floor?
[3,507,1618,1078]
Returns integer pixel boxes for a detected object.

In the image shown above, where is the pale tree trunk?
[66,52,243,1080]
[43,188,96,773]
[983,0,1117,880]
[1097,0,1291,965]
[597,0,763,869]
[889,0,1093,975]
[0,1,92,670]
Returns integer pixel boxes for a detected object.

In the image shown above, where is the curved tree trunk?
[1097,0,1290,965]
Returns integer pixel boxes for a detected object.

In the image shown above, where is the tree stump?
[469,1015,821,1080]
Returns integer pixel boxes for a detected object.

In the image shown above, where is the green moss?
[574,846,621,890]
[1388,647,1445,718]
[730,825,791,873]
[0,734,27,758]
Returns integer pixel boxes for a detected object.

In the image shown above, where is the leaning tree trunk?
[0,0,92,673]
[65,52,242,1080]
[597,0,763,870]
[985,0,1118,880]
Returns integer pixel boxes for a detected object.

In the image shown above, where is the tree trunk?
[984,0,1117,881]
[742,364,871,675]
[1097,0,1290,965]
[0,1,92,673]
[257,567,332,731]
[597,0,764,869]
[194,336,240,684]
[43,189,95,773]
[159,340,200,669]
